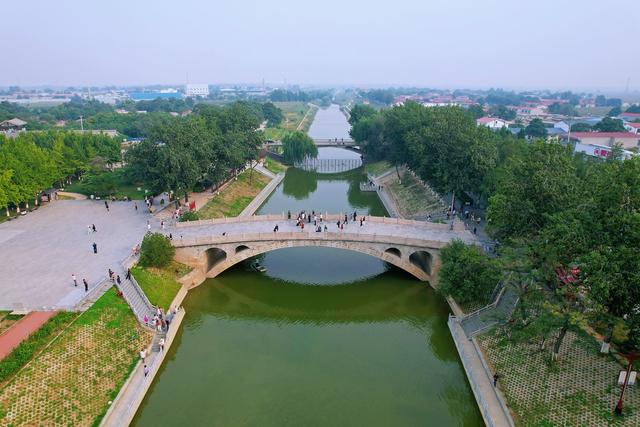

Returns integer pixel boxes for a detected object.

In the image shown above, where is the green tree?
[281,131,318,164]
[548,102,577,116]
[524,118,548,138]
[261,102,283,127]
[570,122,592,132]
[467,104,485,119]
[487,141,578,240]
[593,117,625,132]
[348,104,377,125]
[438,240,502,305]
[488,105,516,121]
[139,233,175,268]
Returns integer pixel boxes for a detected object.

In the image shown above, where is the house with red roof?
[618,112,640,121]
[624,122,640,134]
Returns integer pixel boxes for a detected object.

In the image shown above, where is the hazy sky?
[2,0,638,90]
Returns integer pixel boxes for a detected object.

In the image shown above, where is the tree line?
[349,101,640,356]
[0,131,121,214]
[124,102,264,200]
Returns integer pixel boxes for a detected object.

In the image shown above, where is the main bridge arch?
[175,238,440,288]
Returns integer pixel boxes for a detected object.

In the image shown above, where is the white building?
[573,142,635,160]
[185,84,209,97]
[476,117,508,129]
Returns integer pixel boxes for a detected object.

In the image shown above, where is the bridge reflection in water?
[295,157,363,173]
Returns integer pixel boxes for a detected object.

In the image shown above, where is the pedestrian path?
[0,311,57,361]
[460,281,520,337]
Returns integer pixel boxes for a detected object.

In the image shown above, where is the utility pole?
[614,352,636,416]
[79,115,84,132]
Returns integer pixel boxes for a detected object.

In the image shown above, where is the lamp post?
[614,351,637,416]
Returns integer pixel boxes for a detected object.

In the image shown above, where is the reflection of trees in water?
[438,382,484,426]
[281,168,318,199]
[183,268,451,330]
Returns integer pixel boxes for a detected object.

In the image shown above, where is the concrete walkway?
[100,307,186,427]
[449,316,515,427]
[0,311,57,360]
[0,200,150,310]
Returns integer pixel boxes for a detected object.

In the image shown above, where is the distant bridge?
[266,139,357,148]
[170,214,476,288]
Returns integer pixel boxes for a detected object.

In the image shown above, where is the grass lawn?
[386,171,446,219]
[198,170,270,219]
[263,127,287,141]
[263,158,287,175]
[64,169,148,200]
[0,312,76,386]
[0,288,149,426]
[364,160,392,177]
[273,101,310,130]
[478,328,639,426]
[131,261,189,310]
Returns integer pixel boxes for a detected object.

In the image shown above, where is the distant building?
[0,118,27,135]
[476,117,508,129]
[568,132,640,151]
[129,92,182,101]
[185,84,209,97]
[618,112,640,121]
[623,122,640,134]
[573,142,635,160]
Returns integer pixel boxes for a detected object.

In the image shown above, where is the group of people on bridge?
[278,210,368,233]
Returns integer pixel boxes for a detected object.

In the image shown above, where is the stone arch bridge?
[171,214,477,288]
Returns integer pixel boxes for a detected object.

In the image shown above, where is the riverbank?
[365,161,514,427]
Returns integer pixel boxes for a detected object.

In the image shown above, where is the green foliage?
[281,131,318,164]
[625,104,640,114]
[467,104,485,119]
[348,104,377,125]
[525,118,548,138]
[548,102,577,116]
[126,102,263,196]
[0,312,76,382]
[139,233,175,268]
[261,102,284,127]
[0,130,121,209]
[487,141,577,240]
[179,210,199,222]
[570,122,592,132]
[592,117,625,132]
[438,240,501,305]
[488,104,516,121]
[131,265,183,310]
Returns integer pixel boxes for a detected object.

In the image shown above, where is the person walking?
[134,203,138,212]
[143,364,149,377]
[147,220,151,231]
[159,337,165,352]
[83,278,89,292]
[104,200,109,212]
[87,225,92,235]
[287,210,291,220]
[108,268,114,282]
[126,268,131,280]
[273,224,279,232]
[161,220,165,230]
[92,224,97,233]
[72,273,77,287]
[140,348,146,363]
[116,275,121,286]
[92,242,97,254]
[143,314,149,326]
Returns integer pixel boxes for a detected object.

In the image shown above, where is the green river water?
[132,108,483,426]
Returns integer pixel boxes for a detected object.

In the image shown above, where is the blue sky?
[2,0,638,90]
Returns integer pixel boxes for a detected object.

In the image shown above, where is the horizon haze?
[2,0,639,91]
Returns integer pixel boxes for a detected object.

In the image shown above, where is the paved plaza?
[0,200,150,310]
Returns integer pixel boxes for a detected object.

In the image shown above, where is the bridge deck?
[171,215,476,247]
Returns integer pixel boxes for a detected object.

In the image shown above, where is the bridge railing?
[175,214,463,232]
[171,230,459,249]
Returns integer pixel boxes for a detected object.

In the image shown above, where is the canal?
[132,106,482,426]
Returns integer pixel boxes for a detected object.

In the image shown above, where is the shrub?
[139,233,175,267]
[179,210,199,222]
[438,239,501,305]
